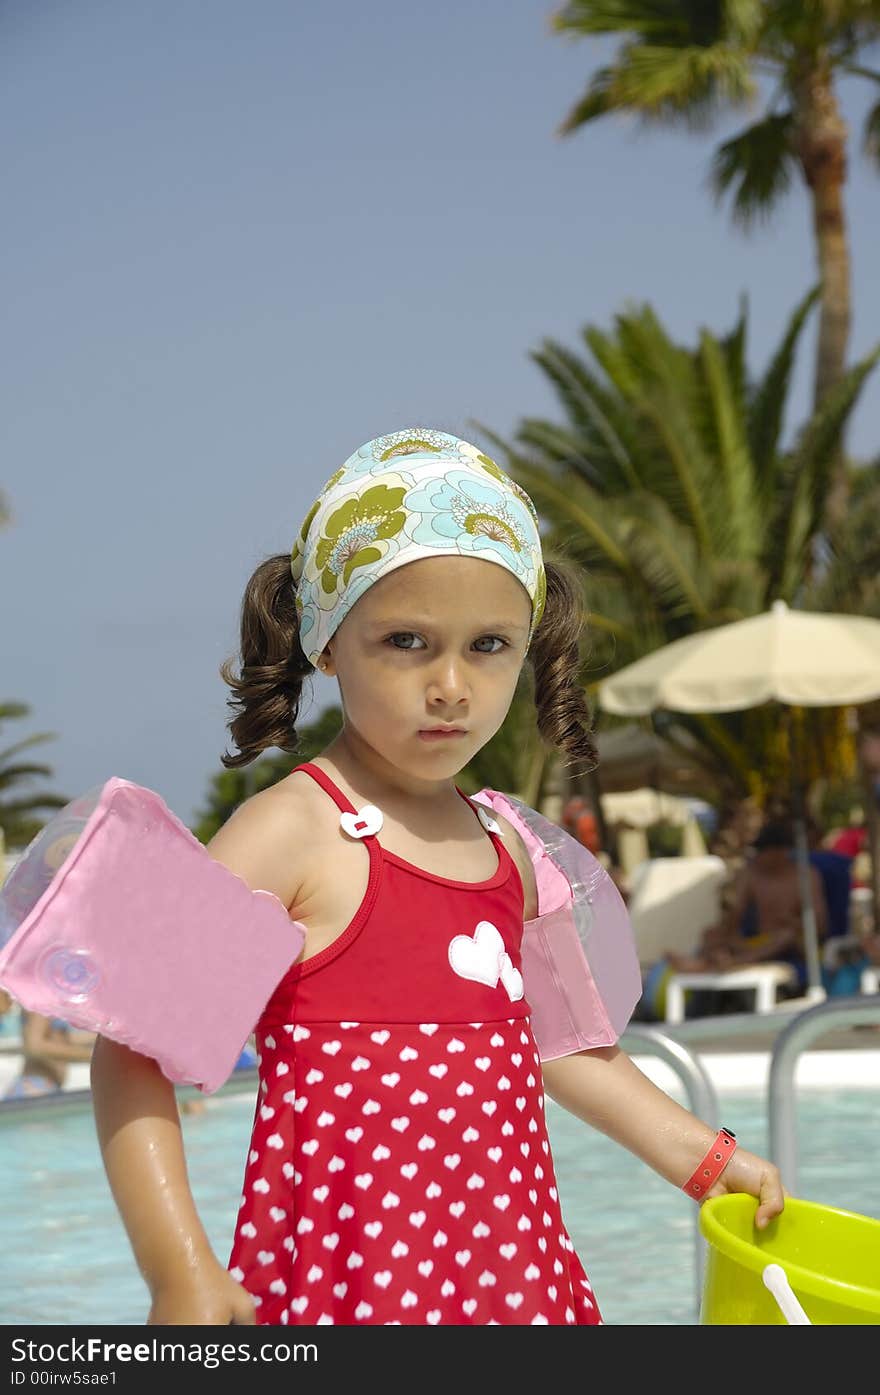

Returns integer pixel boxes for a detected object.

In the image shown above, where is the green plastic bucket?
[699,1194,880,1325]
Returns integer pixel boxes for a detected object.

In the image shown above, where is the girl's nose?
[427,658,470,705]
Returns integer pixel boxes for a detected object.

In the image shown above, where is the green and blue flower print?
[290,430,545,669]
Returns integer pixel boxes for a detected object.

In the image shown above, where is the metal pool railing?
[766,996,880,1193]
[620,1023,719,1313]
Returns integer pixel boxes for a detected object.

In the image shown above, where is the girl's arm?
[91,1035,256,1324]
[91,781,308,1324]
[542,1046,784,1228]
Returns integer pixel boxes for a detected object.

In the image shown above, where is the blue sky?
[3,1,879,829]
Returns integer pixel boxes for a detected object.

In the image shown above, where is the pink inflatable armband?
[472,789,641,1060]
[0,778,303,1092]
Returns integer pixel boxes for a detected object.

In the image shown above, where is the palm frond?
[618,496,712,620]
[0,794,67,818]
[581,323,644,400]
[710,110,797,225]
[723,0,765,47]
[0,706,73,850]
[506,461,635,572]
[557,67,620,132]
[527,341,644,490]
[608,42,757,126]
[708,555,769,617]
[805,462,880,615]
[553,1,728,45]
[790,344,880,511]
[719,293,749,417]
[698,328,760,555]
[863,95,880,166]
[0,762,55,788]
[0,732,57,766]
[514,418,597,478]
[775,345,880,595]
[557,13,756,133]
[0,703,30,723]
[748,284,820,488]
[611,309,717,549]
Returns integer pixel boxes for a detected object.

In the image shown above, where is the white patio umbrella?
[597,601,880,997]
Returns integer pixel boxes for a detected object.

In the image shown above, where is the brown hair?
[221,554,597,771]
[528,557,597,771]
[220,555,312,768]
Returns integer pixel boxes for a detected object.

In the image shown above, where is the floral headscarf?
[290,428,546,669]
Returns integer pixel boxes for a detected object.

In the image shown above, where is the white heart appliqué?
[499,953,524,1002]
[448,921,505,989]
[339,805,383,839]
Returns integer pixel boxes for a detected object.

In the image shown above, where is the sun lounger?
[626,855,727,967]
[663,963,799,1024]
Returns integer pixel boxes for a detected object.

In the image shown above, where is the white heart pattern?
[230,1016,601,1326]
[448,921,505,989]
[339,805,383,840]
[448,920,523,1002]
[499,953,524,1002]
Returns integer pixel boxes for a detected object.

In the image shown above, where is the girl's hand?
[148,1264,257,1326]
[707,1146,786,1229]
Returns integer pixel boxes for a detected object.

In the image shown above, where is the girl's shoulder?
[484,809,539,920]
[204,771,328,913]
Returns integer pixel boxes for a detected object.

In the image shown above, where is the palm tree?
[478,288,879,812]
[0,702,67,851]
[553,0,880,523]
[806,454,880,616]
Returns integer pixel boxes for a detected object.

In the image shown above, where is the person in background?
[1,1007,96,1100]
[561,794,601,854]
[826,813,867,862]
[0,987,16,1034]
[665,820,828,986]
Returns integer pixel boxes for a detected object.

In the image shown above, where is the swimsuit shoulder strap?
[290,762,358,816]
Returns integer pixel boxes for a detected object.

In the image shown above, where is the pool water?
[1,1078,876,1326]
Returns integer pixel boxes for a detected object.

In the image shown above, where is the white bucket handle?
[762,1263,812,1324]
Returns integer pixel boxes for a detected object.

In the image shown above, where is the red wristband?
[681,1128,737,1200]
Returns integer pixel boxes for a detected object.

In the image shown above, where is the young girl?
[91,427,784,1326]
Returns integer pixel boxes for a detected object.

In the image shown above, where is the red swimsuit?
[228,763,601,1326]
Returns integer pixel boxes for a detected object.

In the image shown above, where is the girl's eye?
[473,636,507,654]
[387,633,425,650]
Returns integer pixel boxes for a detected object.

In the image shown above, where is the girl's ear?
[318,647,336,677]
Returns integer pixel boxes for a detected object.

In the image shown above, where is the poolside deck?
[664,1020,880,1053]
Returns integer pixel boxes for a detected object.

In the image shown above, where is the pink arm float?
[472,789,642,1060]
[0,779,303,1093]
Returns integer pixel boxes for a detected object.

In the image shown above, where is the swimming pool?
[1,1075,877,1325]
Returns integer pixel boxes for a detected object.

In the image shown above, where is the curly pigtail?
[220,555,314,768]
[527,559,598,772]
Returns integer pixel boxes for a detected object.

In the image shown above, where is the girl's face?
[322,556,531,784]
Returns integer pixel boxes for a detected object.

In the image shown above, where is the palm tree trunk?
[793,63,851,527]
